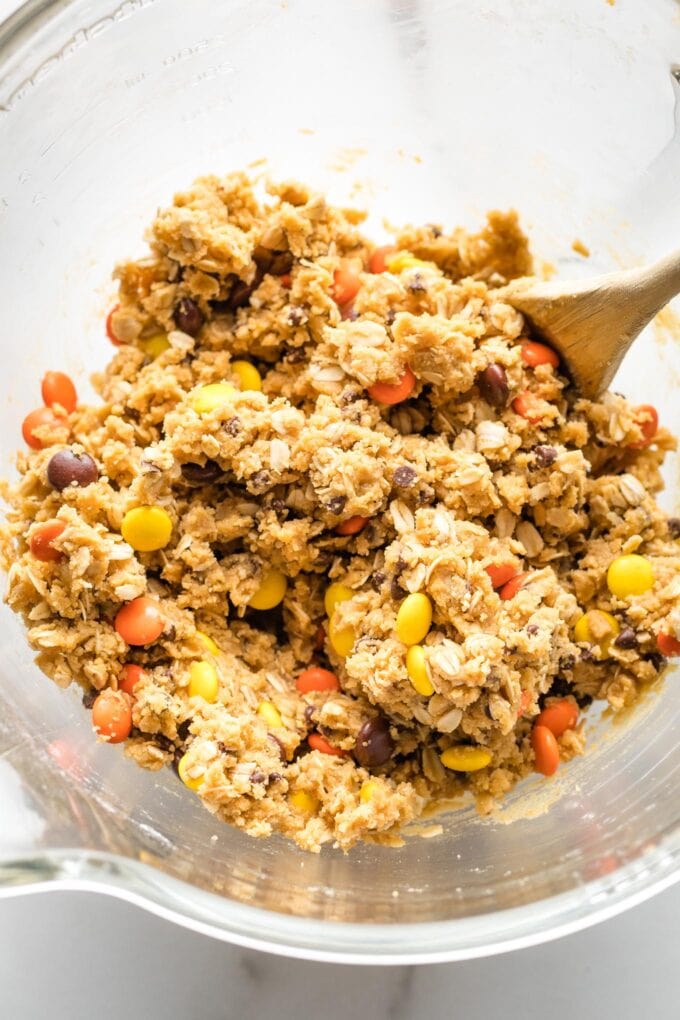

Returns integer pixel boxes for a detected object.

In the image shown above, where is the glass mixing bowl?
[0,0,679,964]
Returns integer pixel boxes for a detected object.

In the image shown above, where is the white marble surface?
[1,884,680,1019]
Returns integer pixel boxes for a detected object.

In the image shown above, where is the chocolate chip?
[269,250,294,276]
[47,450,99,490]
[667,517,680,539]
[248,469,271,493]
[267,772,283,784]
[548,676,572,698]
[267,732,286,761]
[176,719,192,742]
[222,416,241,438]
[342,305,359,321]
[559,655,576,671]
[393,465,417,487]
[645,652,665,672]
[82,689,97,709]
[417,486,435,505]
[287,306,306,327]
[173,297,204,337]
[390,575,406,601]
[181,460,222,484]
[250,770,266,784]
[303,705,316,725]
[326,495,347,514]
[354,716,395,768]
[526,624,539,635]
[371,570,387,591]
[614,627,638,650]
[284,343,307,361]
[477,363,509,408]
[534,445,557,467]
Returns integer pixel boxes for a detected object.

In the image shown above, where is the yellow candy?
[121,505,173,552]
[257,700,283,728]
[249,569,287,610]
[289,790,319,816]
[386,251,431,273]
[232,360,262,392]
[195,630,219,655]
[360,780,380,803]
[440,746,492,772]
[188,660,219,702]
[396,592,433,646]
[178,754,204,791]
[324,582,353,618]
[189,382,236,415]
[574,609,620,655]
[328,615,355,658]
[607,554,654,598]
[406,644,435,696]
[139,333,170,359]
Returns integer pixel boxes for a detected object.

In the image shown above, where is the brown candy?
[477,363,509,408]
[47,450,98,490]
[354,716,394,767]
[173,297,204,337]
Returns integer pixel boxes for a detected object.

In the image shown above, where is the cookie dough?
[2,172,679,852]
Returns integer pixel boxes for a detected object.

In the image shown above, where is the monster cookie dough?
[2,172,679,852]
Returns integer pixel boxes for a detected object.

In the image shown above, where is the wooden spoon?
[500,248,680,398]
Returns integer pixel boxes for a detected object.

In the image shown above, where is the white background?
[1,0,679,1014]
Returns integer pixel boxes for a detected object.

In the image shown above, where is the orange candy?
[368,246,396,274]
[535,698,579,737]
[512,391,544,424]
[308,732,348,756]
[657,632,680,657]
[29,520,66,562]
[629,404,658,448]
[332,265,361,307]
[296,667,340,694]
[21,406,65,450]
[41,371,77,414]
[118,663,146,696]
[532,724,560,776]
[115,596,164,646]
[106,304,122,344]
[485,563,517,590]
[521,341,560,369]
[335,516,368,536]
[92,690,132,744]
[499,572,528,600]
[367,366,416,405]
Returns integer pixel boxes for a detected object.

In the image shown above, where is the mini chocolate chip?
[342,305,359,321]
[477,363,509,408]
[267,732,286,761]
[580,647,595,662]
[284,344,307,362]
[534,445,557,467]
[559,655,576,671]
[390,576,406,601]
[173,297,204,337]
[269,250,294,275]
[371,570,387,591]
[82,689,97,709]
[667,517,680,539]
[248,469,271,493]
[354,716,395,768]
[217,741,230,755]
[47,450,99,490]
[267,772,283,784]
[270,498,286,513]
[646,652,665,672]
[250,770,266,784]
[326,495,347,514]
[223,416,241,437]
[303,705,316,724]
[393,465,417,487]
[340,388,362,404]
[385,309,396,326]
[252,246,274,271]
[614,627,638,650]
[176,720,192,742]
[548,676,572,698]
[417,486,435,505]
[526,624,539,635]
[287,306,306,327]
[181,460,222,484]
